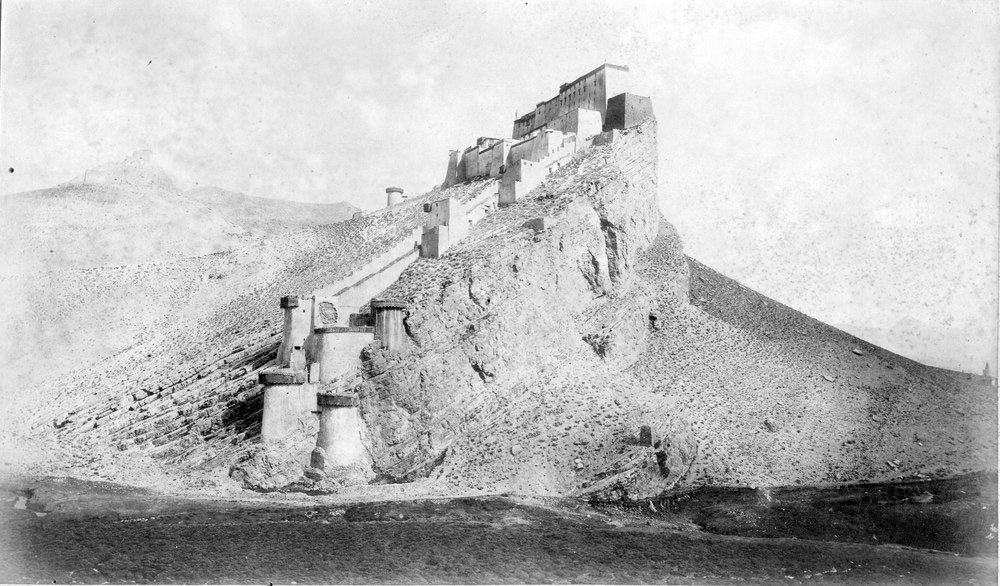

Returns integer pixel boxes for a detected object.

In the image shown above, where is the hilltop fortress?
[27,63,992,499]
[255,64,655,483]
[442,64,652,203]
[425,64,652,261]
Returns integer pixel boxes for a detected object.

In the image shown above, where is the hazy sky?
[1,0,997,372]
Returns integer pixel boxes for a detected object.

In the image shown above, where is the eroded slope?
[350,121,994,496]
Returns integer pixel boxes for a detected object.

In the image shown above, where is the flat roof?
[558,63,629,92]
[514,63,630,123]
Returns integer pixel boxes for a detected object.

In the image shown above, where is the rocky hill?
[1,125,993,501]
[341,122,995,498]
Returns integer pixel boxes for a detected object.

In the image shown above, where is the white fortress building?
[441,63,653,203]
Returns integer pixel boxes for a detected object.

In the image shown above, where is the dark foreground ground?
[0,474,996,584]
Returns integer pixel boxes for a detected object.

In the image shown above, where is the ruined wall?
[336,248,420,315]
[464,182,501,225]
[314,226,422,312]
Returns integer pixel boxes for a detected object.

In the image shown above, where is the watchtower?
[386,186,405,207]
[276,295,310,369]
[310,392,373,483]
[371,299,408,351]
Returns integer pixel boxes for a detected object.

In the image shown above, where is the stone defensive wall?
[256,180,511,477]
[256,122,658,483]
[246,66,657,479]
[315,226,424,315]
[48,64,656,484]
[46,181,495,470]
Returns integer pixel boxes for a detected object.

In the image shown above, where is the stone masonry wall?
[43,180,499,475]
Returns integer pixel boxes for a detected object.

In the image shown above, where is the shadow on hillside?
[219,389,265,441]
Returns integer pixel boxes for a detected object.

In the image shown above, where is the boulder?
[229,445,304,491]
[304,467,326,482]
[310,446,328,470]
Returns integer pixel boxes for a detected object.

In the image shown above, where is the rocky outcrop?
[14,117,994,498]
[348,116,993,496]
[354,122,683,492]
[229,444,305,491]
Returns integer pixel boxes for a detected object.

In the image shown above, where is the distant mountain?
[0,151,361,409]
[63,149,178,192]
[0,151,360,271]
[182,186,360,233]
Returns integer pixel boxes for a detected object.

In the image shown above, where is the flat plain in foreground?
[0,475,995,584]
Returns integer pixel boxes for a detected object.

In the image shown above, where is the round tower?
[385,186,404,207]
[310,392,374,483]
[276,295,310,370]
[371,298,408,351]
[259,369,310,445]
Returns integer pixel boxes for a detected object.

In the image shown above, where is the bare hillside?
[0,151,360,387]
[0,171,493,484]
[333,122,995,497]
[625,254,997,488]
[182,186,358,234]
[0,151,363,469]
[2,126,993,501]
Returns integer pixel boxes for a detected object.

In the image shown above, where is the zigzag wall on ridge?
[45,183,496,473]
